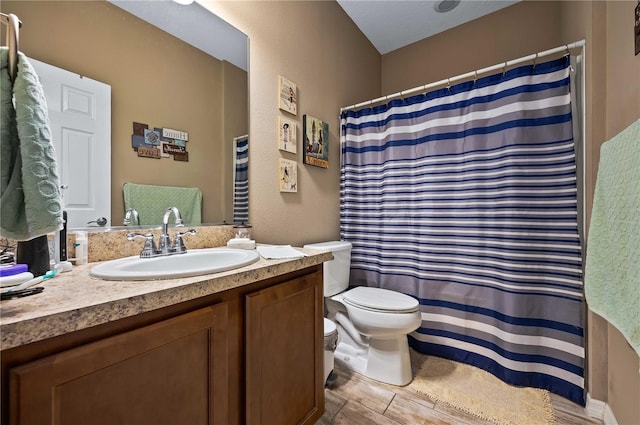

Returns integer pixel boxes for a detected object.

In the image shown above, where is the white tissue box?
[227,238,256,250]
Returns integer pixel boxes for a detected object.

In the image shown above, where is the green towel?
[123,182,202,226]
[584,119,640,357]
[0,48,63,240]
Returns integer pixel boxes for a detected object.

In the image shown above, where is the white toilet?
[303,241,422,386]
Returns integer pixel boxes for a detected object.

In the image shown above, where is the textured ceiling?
[336,0,520,54]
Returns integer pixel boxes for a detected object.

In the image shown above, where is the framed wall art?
[303,114,329,168]
[278,75,297,115]
[278,158,298,192]
[278,116,297,154]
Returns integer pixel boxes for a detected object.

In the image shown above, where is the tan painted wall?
[381,1,563,95]
[563,2,640,422]
[222,61,249,222]
[203,0,381,246]
[602,2,640,423]
[2,1,246,226]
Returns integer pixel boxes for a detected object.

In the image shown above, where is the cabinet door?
[245,272,324,425]
[9,303,228,425]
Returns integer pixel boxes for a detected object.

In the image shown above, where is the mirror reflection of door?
[30,58,111,229]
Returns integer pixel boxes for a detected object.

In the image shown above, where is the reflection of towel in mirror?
[0,48,63,240]
[123,182,202,226]
[584,119,640,358]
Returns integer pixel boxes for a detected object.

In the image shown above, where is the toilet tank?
[303,241,352,297]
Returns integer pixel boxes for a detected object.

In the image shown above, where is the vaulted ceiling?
[336,0,520,54]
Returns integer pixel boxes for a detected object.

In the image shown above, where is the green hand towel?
[584,119,640,357]
[123,182,202,226]
[1,48,63,240]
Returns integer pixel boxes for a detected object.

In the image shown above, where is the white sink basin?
[90,248,260,281]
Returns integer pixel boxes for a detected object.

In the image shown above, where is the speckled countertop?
[0,248,332,351]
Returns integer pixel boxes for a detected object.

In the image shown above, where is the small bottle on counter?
[74,231,88,265]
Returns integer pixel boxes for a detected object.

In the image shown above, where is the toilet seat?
[342,287,419,313]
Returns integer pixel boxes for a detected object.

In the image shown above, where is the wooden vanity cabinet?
[9,303,230,425]
[246,271,324,425]
[1,266,325,425]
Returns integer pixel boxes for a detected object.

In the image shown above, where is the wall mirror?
[2,0,248,230]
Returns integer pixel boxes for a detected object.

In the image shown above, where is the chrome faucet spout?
[123,208,140,226]
[162,206,184,234]
[160,207,184,254]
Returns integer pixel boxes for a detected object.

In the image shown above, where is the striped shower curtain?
[233,136,249,223]
[340,57,584,405]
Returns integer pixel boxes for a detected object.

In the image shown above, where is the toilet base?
[334,334,413,386]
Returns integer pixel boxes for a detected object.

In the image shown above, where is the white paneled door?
[30,58,111,229]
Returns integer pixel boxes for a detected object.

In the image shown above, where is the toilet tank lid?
[303,241,352,252]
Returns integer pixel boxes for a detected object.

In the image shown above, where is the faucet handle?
[173,229,196,254]
[127,233,158,258]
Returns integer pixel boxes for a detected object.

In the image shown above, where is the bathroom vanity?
[0,249,332,425]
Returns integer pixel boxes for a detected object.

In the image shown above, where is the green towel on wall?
[0,48,63,240]
[123,182,202,226]
[584,119,640,357]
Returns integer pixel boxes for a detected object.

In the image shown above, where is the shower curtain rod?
[233,134,248,142]
[340,39,586,113]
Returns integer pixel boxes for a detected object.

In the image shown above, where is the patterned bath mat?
[409,356,555,425]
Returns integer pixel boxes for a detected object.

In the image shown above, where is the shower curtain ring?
[446,78,451,91]
[533,53,538,69]
[502,62,507,76]
[473,70,478,85]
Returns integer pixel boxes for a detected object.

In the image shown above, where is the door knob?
[87,217,107,227]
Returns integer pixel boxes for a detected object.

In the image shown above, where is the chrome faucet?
[128,207,197,258]
[123,208,140,226]
[159,207,184,255]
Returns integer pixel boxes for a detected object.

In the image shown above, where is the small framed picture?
[278,158,298,192]
[160,142,171,158]
[278,117,297,154]
[278,75,297,115]
[303,114,329,168]
[144,128,161,146]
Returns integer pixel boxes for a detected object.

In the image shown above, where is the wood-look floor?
[316,349,603,425]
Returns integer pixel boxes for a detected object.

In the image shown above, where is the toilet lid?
[342,287,419,313]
